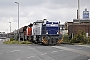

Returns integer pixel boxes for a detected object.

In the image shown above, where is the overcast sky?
[0,0,90,33]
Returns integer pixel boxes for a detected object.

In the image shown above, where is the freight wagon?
[19,24,33,41]
[30,19,62,45]
[25,26,32,40]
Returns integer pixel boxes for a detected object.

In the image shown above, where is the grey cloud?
[51,0,90,7]
[0,0,90,9]
[41,0,90,10]
[0,0,90,32]
[0,0,47,7]
[0,7,30,18]
[18,0,47,6]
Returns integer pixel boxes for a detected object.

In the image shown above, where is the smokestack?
[78,0,80,19]
[78,0,80,24]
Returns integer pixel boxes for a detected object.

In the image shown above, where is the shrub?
[85,36,90,44]
[3,41,32,44]
[62,30,90,45]
[63,34,71,43]
[19,41,32,44]
[70,30,89,44]
[10,38,15,41]
[3,40,19,44]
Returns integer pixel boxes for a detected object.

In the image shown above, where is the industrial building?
[65,19,90,36]
[64,8,90,36]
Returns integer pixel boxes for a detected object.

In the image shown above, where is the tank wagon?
[30,19,62,45]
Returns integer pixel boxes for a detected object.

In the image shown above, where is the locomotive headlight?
[46,31,48,34]
[57,31,59,34]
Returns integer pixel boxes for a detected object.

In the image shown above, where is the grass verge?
[3,40,32,44]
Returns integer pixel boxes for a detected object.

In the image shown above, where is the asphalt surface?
[0,41,90,60]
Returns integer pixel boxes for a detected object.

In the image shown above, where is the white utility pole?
[15,2,20,42]
[9,22,11,33]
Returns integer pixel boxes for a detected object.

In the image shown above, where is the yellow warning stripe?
[42,39,48,44]
[57,39,63,44]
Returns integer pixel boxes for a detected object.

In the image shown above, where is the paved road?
[0,41,90,60]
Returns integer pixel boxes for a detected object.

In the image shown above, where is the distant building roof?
[73,19,90,23]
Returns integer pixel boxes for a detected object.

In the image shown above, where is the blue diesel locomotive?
[30,19,62,45]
